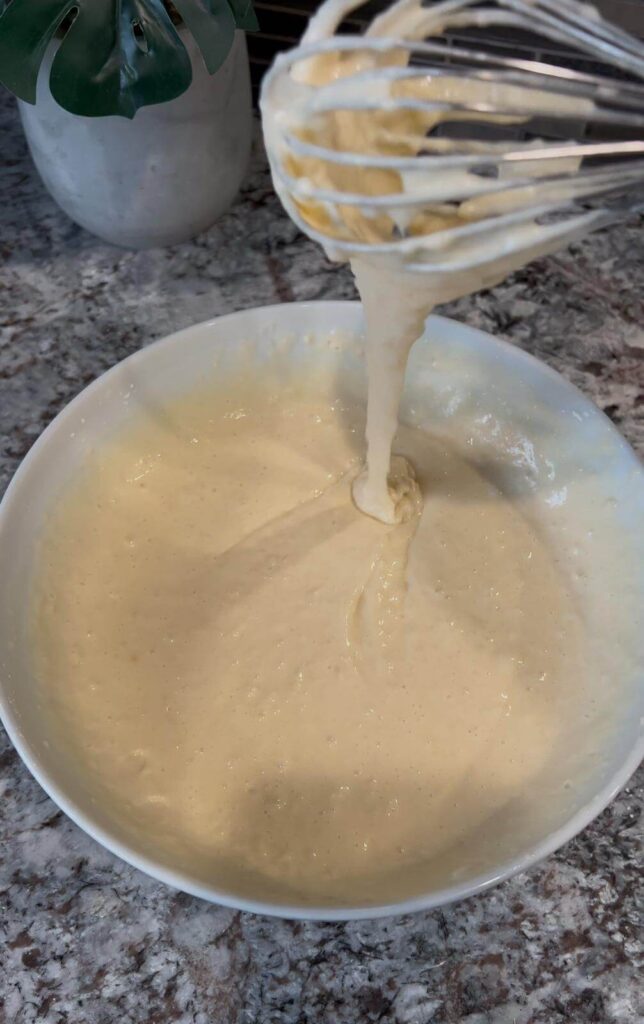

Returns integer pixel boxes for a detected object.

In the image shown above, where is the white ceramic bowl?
[0,301,642,920]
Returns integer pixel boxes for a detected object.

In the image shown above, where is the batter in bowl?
[24,0,641,908]
[32,366,588,905]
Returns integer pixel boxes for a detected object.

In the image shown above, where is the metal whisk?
[260,0,644,279]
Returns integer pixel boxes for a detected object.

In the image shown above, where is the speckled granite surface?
[1,87,643,1024]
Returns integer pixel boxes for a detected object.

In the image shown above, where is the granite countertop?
[1,88,643,1024]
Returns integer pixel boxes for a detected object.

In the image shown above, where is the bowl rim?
[0,299,642,921]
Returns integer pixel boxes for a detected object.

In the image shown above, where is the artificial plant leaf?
[0,0,78,105]
[171,0,237,75]
[49,0,193,118]
[227,0,259,33]
[0,0,256,117]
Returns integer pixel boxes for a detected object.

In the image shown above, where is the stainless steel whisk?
[261,0,644,278]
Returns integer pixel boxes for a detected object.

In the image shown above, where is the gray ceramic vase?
[18,31,253,249]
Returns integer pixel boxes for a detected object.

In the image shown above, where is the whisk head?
[261,0,644,279]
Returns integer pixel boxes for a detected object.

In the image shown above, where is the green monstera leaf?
[226,0,258,33]
[0,0,256,118]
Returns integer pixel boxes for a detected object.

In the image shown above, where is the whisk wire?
[262,0,644,270]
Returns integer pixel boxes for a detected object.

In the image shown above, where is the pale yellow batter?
[30,3,602,907]
[32,370,587,905]
[261,2,592,523]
